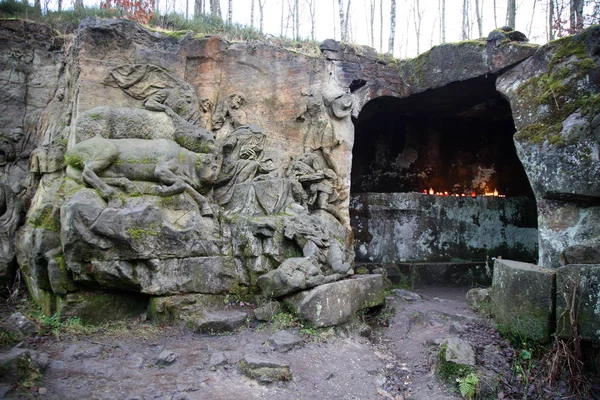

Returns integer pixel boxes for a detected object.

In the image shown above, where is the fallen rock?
[466,288,490,309]
[239,353,292,383]
[444,337,476,366]
[0,348,50,383]
[267,330,303,352]
[208,352,228,368]
[65,343,104,360]
[285,274,387,327]
[156,350,178,366]
[5,312,36,336]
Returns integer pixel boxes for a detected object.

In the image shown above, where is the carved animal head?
[196,152,220,184]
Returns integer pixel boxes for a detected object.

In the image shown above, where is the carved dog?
[65,137,220,216]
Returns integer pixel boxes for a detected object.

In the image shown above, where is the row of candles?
[422,188,505,198]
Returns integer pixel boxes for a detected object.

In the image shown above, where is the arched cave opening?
[350,75,539,287]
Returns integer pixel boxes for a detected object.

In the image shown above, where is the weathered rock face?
[496,27,600,267]
[6,18,357,323]
[3,18,599,325]
[0,21,65,287]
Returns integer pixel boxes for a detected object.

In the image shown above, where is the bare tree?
[462,0,469,39]
[251,0,255,29]
[411,0,424,54]
[379,0,383,52]
[506,0,516,28]
[388,0,396,53]
[258,0,267,33]
[210,0,221,18]
[296,0,300,40]
[548,0,555,40]
[337,0,351,42]
[186,0,189,19]
[305,0,317,41]
[570,0,584,32]
[194,0,206,18]
[227,0,232,25]
[370,0,375,47]
[493,0,498,27]
[527,0,537,38]
[440,0,446,42]
[474,0,483,37]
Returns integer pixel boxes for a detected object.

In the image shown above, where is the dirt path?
[2,287,495,400]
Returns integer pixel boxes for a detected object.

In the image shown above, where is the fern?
[457,372,478,399]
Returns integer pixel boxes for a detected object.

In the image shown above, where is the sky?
[48,0,569,58]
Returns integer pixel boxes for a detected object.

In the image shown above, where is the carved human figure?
[213,125,275,205]
[211,93,248,140]
[287,152,344,223]
[302,97,340,175]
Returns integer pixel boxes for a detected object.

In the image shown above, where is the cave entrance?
[350,75,539,288]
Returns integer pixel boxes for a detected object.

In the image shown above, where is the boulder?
[444,337,476,366]
[267,330,303,352]
[497,27,600,268]
[556,264,600,342]
[239,353,292,383]
[466,288,491,309]
[491,260,556,343]
[285,274,387,327]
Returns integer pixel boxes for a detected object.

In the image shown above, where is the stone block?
[491,259,556,343]
[556,264,600,342]
[284,274,387,327]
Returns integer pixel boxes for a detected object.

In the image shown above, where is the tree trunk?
[440,0,445,42]
[210,0,221,18]
[251,0,255,28]
[296,0,300,40]
[194,0,202,18]
[345,0,351,42]
[186,0,189,19]
[461,0,469,39]
[570,0,584,33]
[548,0,554,40]
[57,0,62,11]
[412,0,421,55]
[338,0,346,42]
[388,0,396,54]
[227,0,232,24]
[506,0,516,29]
[369,0,375,47]
[475,0,483,37]
[307,0,316,41]
[379,0,383,52]
[258,0,266,33]
[493,0,497,27]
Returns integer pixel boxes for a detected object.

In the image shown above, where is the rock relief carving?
[77,64,216,154]
[65,137,219,216]
[19,63,355,312]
